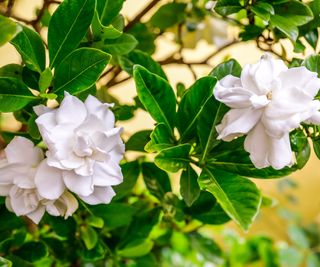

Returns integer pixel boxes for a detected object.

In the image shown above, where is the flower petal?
[79,186,115,205]
[92,161,123,187]
[34,160,65,200]
[63,171,93,196]
[26,206,46,224]
[216,108,262,141]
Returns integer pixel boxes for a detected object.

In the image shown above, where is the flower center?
[266,91,272,100]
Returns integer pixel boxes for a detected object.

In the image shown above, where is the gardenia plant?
[1,0,320,266]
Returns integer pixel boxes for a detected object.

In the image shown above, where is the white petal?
[34,160,65,200]
[33,105,52,116]
[35,112,57,142]
[9,191,36,216]
[5,137,44,165]
[216,108,262,141]
[91,127,123,153]
[0,185,11,196]
[79,186,115,205]
[59,191,78,218]
[56,92,87,126]
[305,111,320,124]
[63,171,93,196]
[26,206,46,224]
[92,161,123,187]
[268,134,293,170]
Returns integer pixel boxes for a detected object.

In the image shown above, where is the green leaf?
[302,54,320,76]
[177,76,217,141]
[279,247,304,267]
[91,11,122,40]
[0,15,22,47]
[14,241,48,262]
[209,59,242,80]
[118,239,154,258]
[141,162,171,200]
[87,215,104,228]
[97,0,124,26]
[290,130,310,169]
[0,64,23,80]
[0,257,12,267]
[198,168,262,231]
[22,67,40,90]
[214,0,243,16]
[197,96,229,163]
[53,48,110,95]
[127,23,156,55]
[80,225,98,250]
[100,33,138,55]
[28,114,41,140]
[119,50,167,80]
[0,77,38,112]
[145,123,172,153]
[126,130,152,152]
[150,3,187,30]
[180,165,200,207]
[133,65,176,134]
[11,25,45,72]
[48,0,95,67]
[155,144,191,173]
[251,2,274,21]
[270,15,299,41]
[113,161,140,200]
[39,68,53,93]
[313,138,320,160]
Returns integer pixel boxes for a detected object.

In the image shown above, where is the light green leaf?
[118,239,154,258]
[155,144,191,173]
[11,25,45,72]
[53,48,110,95]
[0,77,38,112]
[87,215,104,229]
[97,0,124,26]
[0,15,22,47]
[39,68,53,93]
[177,76,217,141]
[101,33,138,55]
[91,11,122,40]
[180,165,200,207]
[288,224,310,249]
[198,168,262,230]
[80,225,98,250]
[48,0,95,67]
[145,123,172,153]
[133,65,176,134]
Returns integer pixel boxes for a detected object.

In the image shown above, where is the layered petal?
[79,186,116,205]
[63,171,93,196]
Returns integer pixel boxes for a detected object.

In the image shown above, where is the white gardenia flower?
[0,137,78,224]
[35,93,125,205]
[214,54,320,170]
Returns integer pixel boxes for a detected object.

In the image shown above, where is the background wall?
[0,0,319,242]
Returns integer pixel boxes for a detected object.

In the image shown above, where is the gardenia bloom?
[35,93,125,205]
[0,137,78,224]
[214,54,320,169]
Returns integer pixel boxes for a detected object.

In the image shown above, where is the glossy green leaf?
[119,50,167,80]
[22,67,40,90]
[198,168,262,230]
[53,48,110,95]
[97,0,124,26]
[87,215,104,229]
[142,162,172,200]
[215,0,242,16]
[39,68,53,93]
[150,3,187,30]
[177,77,217,141]
[155,144,191,173]
[180,165,200,207]
[14,241,48,262]
[133,65,176,134]
[101,33,138,55]
[0,15,22,47]
[118,239,154,258]
[113,161,140,200]
[0,64,23,80]
[209,59,242,80]
[0,77,38,112]
[197,96,229,163]
[91,11,122,40]
[251,2,274,21]
[11,25,45,72]
[145,123,172,153]
[313,138,320,160]
[302,54,320,76]
[48,0,95,67]
[126,130,152,152]
[80,225,98,250]
[270,15,299,41]
[290,130,310,169]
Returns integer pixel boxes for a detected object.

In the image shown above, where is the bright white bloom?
[214,54,320,169]
[0,137,78,224]
[35,93,125,205]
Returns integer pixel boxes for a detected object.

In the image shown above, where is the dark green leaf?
[209,59,242,80]
[240,25,264,41]
[126,130,152,152]
[0,77,38,112]
[100,33,138,55]
[214,0,243,16]
[290,130,310,169]
[302,54,320,76]
[150,3,187,30]
[180,165,200,207]
[145,123,172,153]
[0,15,22,47]
[0,64,23,80]
[198,168,262,230]
[113,104,136,121]
[141,162,172,200]
[80,225,98,250]
[53,48,110,95]
[46,216,76,238]
[48,0,95,67]
[81,241,106,261]
[155,144,191,173]
[11,25,45,73]
[251,2,274,21]
[119,50,167,80]
[97,0,124,26]
[127,23,156,55]
[177,76,217,141]
[313,138,320,160]
[22,67,40,90]
[27,114,41,140]
[14,242,47,262]
[133,65,176,134]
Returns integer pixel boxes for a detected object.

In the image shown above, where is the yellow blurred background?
[0,0,319,242]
